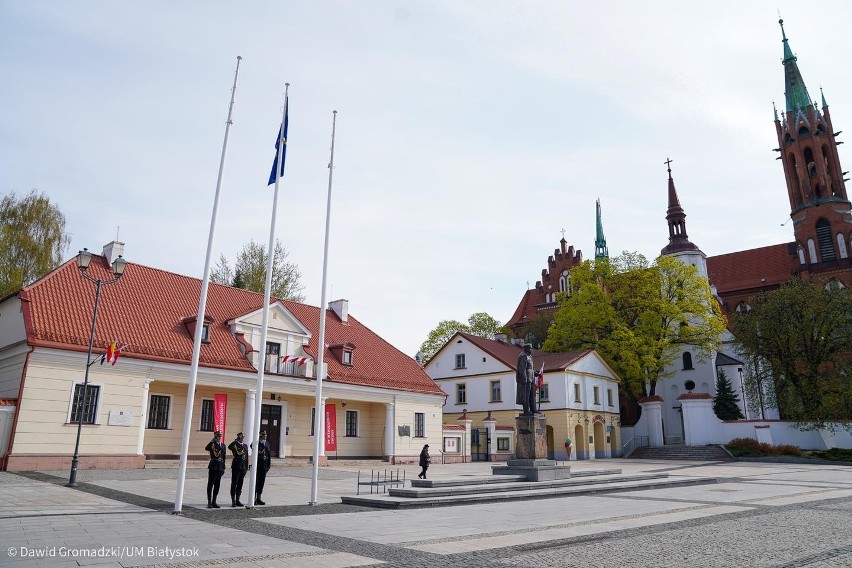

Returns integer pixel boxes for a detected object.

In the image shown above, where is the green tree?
[732,278,852,430]
[419,312,502,363]
[544,253,726,398]
[0,190,70,297]
[211,239,304,302]
[516,313,552,349]
[713,368,745,421]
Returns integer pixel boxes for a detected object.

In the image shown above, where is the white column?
[678,393,717,445]
[243,389,257,444]
[318,397,327,457]
[639,396,665,447]
[457,418,473,461]
[383,402,395,460]
[136,378,153,455]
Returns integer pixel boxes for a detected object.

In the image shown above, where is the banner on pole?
[214,394,227,438]
[324,403,337,451]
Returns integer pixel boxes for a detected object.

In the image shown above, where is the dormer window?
[200,325,209,342]
[181,314,214,344]
[342,350,353,365]
[329,342,356,366]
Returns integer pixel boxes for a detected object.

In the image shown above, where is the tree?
[0,190,70,297]
[211,239,304,302]
[543,253,726,398]
[732,278,852,430]
[418,312,502,363]
[516,313,552,349]
[713,368,745,421]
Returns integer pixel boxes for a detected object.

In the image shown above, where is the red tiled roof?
[20,255,444,396]
[442,424,465,430]
[455,332,590,371]
[707,243,794,294]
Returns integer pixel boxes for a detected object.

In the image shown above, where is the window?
[593,386,600,405]
[607,389,614,407]
[70,384,100,424]
[573,383,581,402]
[816,218,836,261]
[682,352,693,370]
[455,353,466,369]
[200,399,214,431]
[342,350,353,365]
[490,380,502,402]
[266,342,281,373]
[201,324,210,342]
[538,384,550,402]
[310,407,316,436]
[414,412,425,438]
[345,410,358,437]
[456,383,467,405]
[147,395,170,429]
[497,437,510,452]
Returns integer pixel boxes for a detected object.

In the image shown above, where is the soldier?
[204,431,226,508]
[254,430,272,505]
[516,343,537,415]
[227,432,249,507]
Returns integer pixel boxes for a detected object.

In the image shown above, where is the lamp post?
[67,248,127,487]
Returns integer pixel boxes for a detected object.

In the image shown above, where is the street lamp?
[67,248,127,487]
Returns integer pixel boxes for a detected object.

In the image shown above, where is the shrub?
[725,437,801,457]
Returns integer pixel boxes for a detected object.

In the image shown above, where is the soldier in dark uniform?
[204,431,226,508]
[227,432,249,507]
[254,430,272,505]
[516,343,537,415]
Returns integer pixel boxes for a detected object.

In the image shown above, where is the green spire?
[595,199,608,261]
[821,86,828,108]
[780,18,812,113]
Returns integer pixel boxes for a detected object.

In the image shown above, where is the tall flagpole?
[174,55,242,514]
[246,85,289,508]
[310,110,337,505]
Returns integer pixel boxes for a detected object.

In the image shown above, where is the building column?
[383,401,395,460]
[243,389,257,444]
[639,396,665,447]
[136,378,153,455]
[457,416,473,462]
[678,393,718,446]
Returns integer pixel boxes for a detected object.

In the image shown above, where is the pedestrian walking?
[204,431,226,508]
[418,444,430,479]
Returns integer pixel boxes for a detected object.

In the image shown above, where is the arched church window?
[797,244,806,265]
[816,219,836,262]
[682,352,693,371]
[807,239,818,264]
[838,233,848,259]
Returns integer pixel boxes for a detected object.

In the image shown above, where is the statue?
[516,343,537,415]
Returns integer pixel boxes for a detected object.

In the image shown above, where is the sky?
[3,1,852,358]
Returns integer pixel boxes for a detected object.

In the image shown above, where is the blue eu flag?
[268,105,289,185]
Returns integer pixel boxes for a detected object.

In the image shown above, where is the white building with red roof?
[0,242,446,471]
[425,332,621,461]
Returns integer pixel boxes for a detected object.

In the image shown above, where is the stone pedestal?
[515,414,547,459]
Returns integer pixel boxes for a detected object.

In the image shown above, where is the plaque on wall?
[398,425,410,437]
[108,409,133,426]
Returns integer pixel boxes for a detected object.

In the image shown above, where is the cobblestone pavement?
[0,460,850,567]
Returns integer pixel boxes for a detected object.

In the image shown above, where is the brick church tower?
[775,18,852,274]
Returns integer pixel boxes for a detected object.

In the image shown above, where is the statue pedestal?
[490,414,571,481]
[514,414,548,459]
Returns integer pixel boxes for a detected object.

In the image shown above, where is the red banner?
[214,394,227,438]
[324,403,337,451]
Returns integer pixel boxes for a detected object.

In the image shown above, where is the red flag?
[535,363,545,391]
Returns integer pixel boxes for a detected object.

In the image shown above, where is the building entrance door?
[260,404,282,458]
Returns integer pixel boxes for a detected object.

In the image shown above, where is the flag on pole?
[267,101,289,185]
[99,342,126,366]
[535,362,545,391]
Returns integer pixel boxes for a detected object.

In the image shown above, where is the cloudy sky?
[3,1,852,357]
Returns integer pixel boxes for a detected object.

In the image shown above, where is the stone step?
[341,475,719,509]
[630,445,733,461]
[391,472,670,499]
[409,468,622,489]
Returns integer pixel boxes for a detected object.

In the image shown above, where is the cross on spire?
[560,228,566,239]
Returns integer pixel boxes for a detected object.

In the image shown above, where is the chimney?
[329,299,349,322]
[102,241,125,265]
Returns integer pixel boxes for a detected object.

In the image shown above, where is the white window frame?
[607,389,614,407]
[345,409,358,437]
[456,383,467,405]
[414,412,425,438]
[538,383,550,402]
[199,397,215,431]
[66,382,104,425]
[573,383,581,403]
[454,353,466,369]
[147,393,173,430]
[342,350,353,365]
[490,380,502,402]
[593,386,600,405]
[496,436,511,452]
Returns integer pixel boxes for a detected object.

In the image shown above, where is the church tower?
[595,199,609,261]
[660,160,708,277]
[775,19,852,267]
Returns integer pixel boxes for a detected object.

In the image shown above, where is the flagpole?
[173,55,242,514]
[310,110,337,505]
[246,85,289,508]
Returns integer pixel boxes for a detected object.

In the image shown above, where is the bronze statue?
[516,344,536,415]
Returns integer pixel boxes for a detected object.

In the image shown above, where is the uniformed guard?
[204,431,226,508]
[254,430,272,505]
[227,432,249,507]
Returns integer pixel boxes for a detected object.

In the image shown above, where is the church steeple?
[774,19,851,267]
[595,199,608,261]
[660,158,699,256]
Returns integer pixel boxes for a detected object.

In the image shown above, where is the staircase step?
[629,445,733,461]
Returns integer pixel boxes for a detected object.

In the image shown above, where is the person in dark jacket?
[227,432,249,507]
[204,431,226,508]
[418,444,430,479]
[253,430,272,505]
